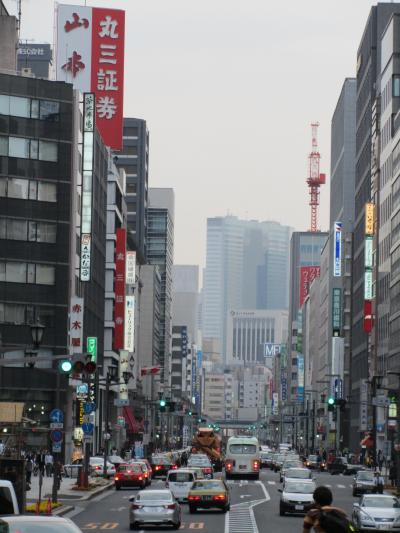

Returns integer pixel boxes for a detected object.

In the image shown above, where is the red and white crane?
[307,122,326,232]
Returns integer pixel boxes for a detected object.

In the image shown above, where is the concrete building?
[172,265,199,344]
[0,1,18,72]
[17,43,52,79]
[115,118,149,264]
[226,309,288,365]
[147,188,174,385]
[202,372,233,420]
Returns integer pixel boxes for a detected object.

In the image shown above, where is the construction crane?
[307,122,326,232]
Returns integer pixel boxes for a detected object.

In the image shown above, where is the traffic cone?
[46,498,52,515]
[35,501,40,515]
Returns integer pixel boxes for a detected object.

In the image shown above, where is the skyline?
[6,0,377,267]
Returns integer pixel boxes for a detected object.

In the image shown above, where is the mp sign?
[264,343,282,358]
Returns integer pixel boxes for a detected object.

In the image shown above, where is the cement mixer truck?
[191,428,223,470]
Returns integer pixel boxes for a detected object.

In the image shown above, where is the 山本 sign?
[56,4,125,149]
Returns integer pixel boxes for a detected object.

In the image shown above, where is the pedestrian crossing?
[226,503,259,533]
[265,480,352,489]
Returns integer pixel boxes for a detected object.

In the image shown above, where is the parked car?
[129,489,181,531]
[352,494,400,532]
[188,479,230,513]
[166,469,196,501]
[0,480,19,515]
[279,480,316,516]
[0,516,83,532]
[114,463,147,490]
[352,470,376,497]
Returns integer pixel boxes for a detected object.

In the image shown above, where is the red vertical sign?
[299,266,321,307]
[114,228,126,350]
[91,8,125,150]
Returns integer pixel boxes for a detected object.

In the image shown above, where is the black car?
[150,456,177,477]
[328,457,364,476]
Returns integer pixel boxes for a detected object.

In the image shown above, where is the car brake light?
[172,464,178,470]
[253,461,260,471]
[114,476,119,481]
[95,466,101,470]
[155,465,160,470]
[132,504,143,510]
[138,476,143,481]
[164,503,176,509]
[204,468,212,474]
[213,494,226,501]
[225,462,233,470]
[188,495,201,501]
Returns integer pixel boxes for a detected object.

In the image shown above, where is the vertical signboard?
[126,251,136,285]
[365,203,375,235]
[364,270,373,300]
[114,228,126,350]
[69,297,84,354]
[360,379,369,431]
[124,295,135,352]
[297,354,304,404]
[119,349,129,401]
[333,221,342,277]
[272,392,279,415]
[332,288,342,336]
[299,266,321,307]
[80,92,95,282]
[365,236,373,268]
[87,336,97,362]
[195,350,203,409]
[56,5,125,150]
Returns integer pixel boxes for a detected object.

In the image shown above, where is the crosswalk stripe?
[267,481,276,485]
[337,484,346,488]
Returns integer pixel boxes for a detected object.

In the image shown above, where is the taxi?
[188,479,230,513]
[114,462,147,490]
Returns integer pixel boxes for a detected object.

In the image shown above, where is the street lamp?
[26,320,45,368]
[103,366,118,479]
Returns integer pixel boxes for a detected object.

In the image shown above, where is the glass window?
[0,136,8,156]
[5,303,25,324]
[0,262,4,281]
[0,95,9,115]
[36,306,54,327]
[7,219,27,240]
[0,218,5,239]
[36,264,55,285]
[6,262,26,283]
[30,139,38,159]
[38,182,56,202]
[8,178,28,199]
[31,99,39,119]
[0,178,6,197]
[0,303,4,322]
[394,76,400,98]
[36,223,56,243]
[29,180,37,200]
[9,96,30,118]
[39,140,57,162]
[40,100,59,121]
[28,221,37,241]
[9,137,30,158]
[27,263,35,284]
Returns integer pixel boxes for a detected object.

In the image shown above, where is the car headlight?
[359,510,374,523]
[281,496,289,503]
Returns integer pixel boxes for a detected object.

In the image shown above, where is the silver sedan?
[352,494,400,532]
[129,489,181,530]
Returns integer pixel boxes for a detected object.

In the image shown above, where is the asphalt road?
[67,467,360,533]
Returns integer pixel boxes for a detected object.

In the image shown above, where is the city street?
[67,468,360,532]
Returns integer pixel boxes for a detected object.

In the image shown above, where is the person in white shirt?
[45,452,54,477]
[373,471,384,494]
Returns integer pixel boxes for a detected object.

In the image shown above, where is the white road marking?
[64,506,85,519]
[267,481,276,485]
[240,494,253,498]
[337,484,346,488]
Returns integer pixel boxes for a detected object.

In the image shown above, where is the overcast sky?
[6,0,377,268]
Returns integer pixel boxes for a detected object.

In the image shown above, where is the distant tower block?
[307,122,326,232]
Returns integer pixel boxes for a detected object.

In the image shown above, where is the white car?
[166,469,196,501]
[282,467,313,483]
[352,494,400,532]
[279,480,316,516]
[90,457,116,477]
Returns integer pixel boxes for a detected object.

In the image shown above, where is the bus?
[224,436,260,480]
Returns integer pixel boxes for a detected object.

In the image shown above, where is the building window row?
[0,218,56,243]
[0,135,58,162]
[0,94,60,121]
[0,261,55,285]
[0,302,55,326]
[0,177,57,202]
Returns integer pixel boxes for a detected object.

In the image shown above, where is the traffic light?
[336,399,347,411]
[159,398,166,412]
[59,359,73,373]
[328,397,335,412]
[187,410,193,416]
[58,355,97,375]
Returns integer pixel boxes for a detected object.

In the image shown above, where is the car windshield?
[363,497,400,508]
[168,472,194,482]
[286,469,311,479]
[284,461,301,468]
[357,472,374,481]
[308,455,318,461]
[192,480,225,490]
[228,444,257,454]
[188,457,210,466]
[152,458,171,465]
[285,482,315,494]
[136,491,172,502]
[0,521,80,533]
[120,464,142,473]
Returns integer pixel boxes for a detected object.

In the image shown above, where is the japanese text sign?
[124,296,135,352]
[56,4,125,149]
[126,251,136,285]
[114,228,126,350]
[332,288,342,336]
[299,265,321,307]
[365,203,375,235]
[69,297,84,354]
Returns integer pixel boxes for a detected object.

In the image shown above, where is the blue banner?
[297,355,304,404]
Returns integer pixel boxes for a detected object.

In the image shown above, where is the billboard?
[114,228,126,350]
[299,266,321,307]
[365,203,375,235]
[124,296,135,352]
[297,354,304,404]
[56,4,125,149]
[332,288,341,336]
[333,222,342,277]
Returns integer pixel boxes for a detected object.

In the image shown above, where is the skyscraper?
[147,188,174,383]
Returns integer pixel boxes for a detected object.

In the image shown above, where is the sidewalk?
[26,473,113,502]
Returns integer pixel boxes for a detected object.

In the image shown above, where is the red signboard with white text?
[299,266,321,307]
[56,4,125,150]
[114,228,126,350]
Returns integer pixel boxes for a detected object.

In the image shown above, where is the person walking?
[37,450,46,477]
[26,456,33,486]
[373,471,385,494]
[390,462,397,488]
[45,451,54,477]
[303,486,352,532]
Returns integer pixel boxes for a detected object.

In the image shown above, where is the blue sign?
[49,409,64,424]
[297,355,305,404]
[82,422,94,435]
[50,430,63,443]
[83,402,95,414]
[281,376,287,402]
[333,221,342,277]
[334,378,343,399]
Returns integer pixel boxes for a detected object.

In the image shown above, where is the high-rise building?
[172,265,199,344]
[115,118,149,263]
[351,4,400,451]
[202,216,292,362]
[147,188,174,384]
[0,2,17,72]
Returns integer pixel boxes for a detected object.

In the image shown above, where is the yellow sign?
[365,203,375,235]
[0,402,24,423]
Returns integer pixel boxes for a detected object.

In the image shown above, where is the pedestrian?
[377,450,384,471]
[374,471,384,494]
[26,456,33,485]
[45,451,53,477]
[303,486,351,533]
[37,450,46,477]
[389,462,397,487]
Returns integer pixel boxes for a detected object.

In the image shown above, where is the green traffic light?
[59,360,72,373]
[188,411,192,416]
[328,397,335,405]
[159,399,166,407]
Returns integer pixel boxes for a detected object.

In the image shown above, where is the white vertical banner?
[119,349,129,401]
[69,297,84,354]
[124,296,135,352]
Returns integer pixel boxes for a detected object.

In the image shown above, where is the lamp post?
[103,365,119,479]
[25,320,45,368]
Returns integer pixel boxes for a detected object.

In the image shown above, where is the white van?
[225,436,260,480]
[166,468,196,501]
[0,480,19,515]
